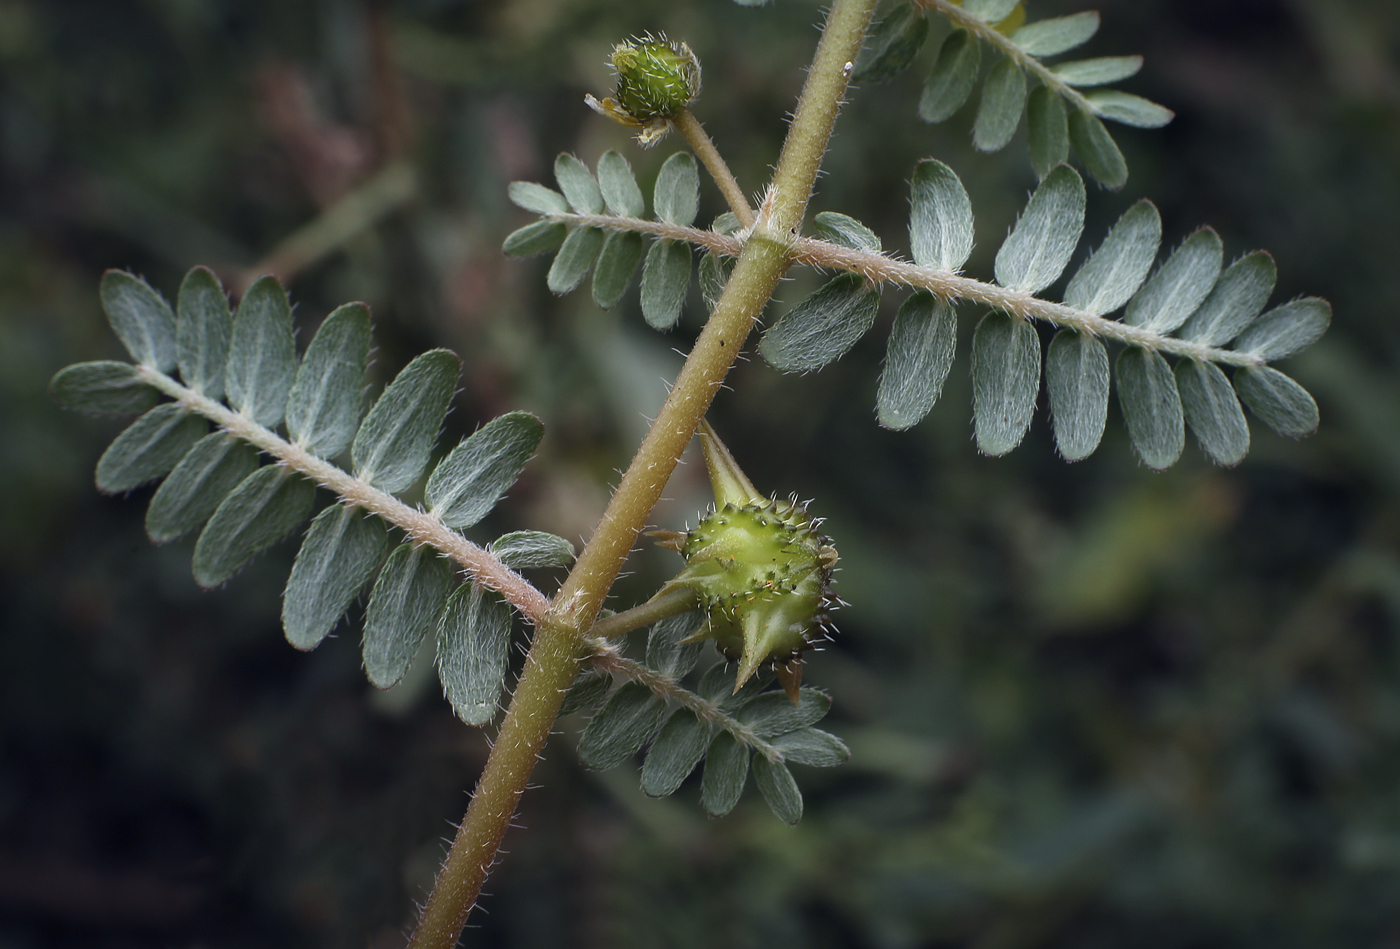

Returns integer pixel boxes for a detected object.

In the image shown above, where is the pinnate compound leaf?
[701,731,751,817]
[1068,107,1127,190]
[507,181,569,216]
[596,150,645,218]
[774,728,849,767]
[489,531,575,569]
[972,312,1042,456]
[759,274,881,373]
[1179,252,1276,347]
[641,710,712,797]
[1010,11,1100,56]
[1177,360,1250,467]
[176,266,232,399]
[1046,329,1110,461]
[437,582,513,726]
[919,29,981,124]
[813,212,881,253]
[1235,366,1319,438]
[191,466,315,587]
[1233,298,1331,361]
[753,755,803,824]
[909,159,974,271]
[853,2,929,84]
[1116,347,1185,470]
[547,227,605,295]
[554,153,604,214]
[1028,86,1070,180]
[352,350,460,494]
[146,432,259,542]
[996,164,1086,293]
[641,239,692,330]
[1053,56,1143,87]
[578,682,667,770]
[653,152,699,227]
[560,671,610,716]
[974,57,1028,154]
[503,221,567,257]
[425,411,544,529]
[100,270,177,371]
[225,276,296,428]
[646,611,705,679]
[51,361,158,416]
[286,303,371,458]
[363,542,453,689]
[1064,200,1161,314]
[737,689,831,738]
[592,231,645,309]
[282,504,387,650]
[877,291,957,430]
[963,0,1020,23]
[1088,90,1174,129]
[1125,228,1223,333]
[95,404,207,493]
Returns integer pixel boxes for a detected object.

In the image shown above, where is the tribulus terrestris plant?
[51,1,1331,945]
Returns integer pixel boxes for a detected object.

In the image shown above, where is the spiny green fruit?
[585,35,701,146]
[657,423,838,702]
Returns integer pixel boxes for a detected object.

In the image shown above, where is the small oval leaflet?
[995,164,1086,294]
[972,311,1042,456]
[653,152,699,227]
[175,266,232,400]
[1068,107,1127,191]
[592,231,645,309]
[1234,366,1319,438]
[50,361,158,417]
[146,432,260,543]
[701,731,751,817]
[286,302,372,459]
[437,582,513,726]
[425,411,544,530]
[352,349,460,494]
[283,504,387,651]
[919,30,981,124]
[1177,359,1250,467]
[640,239,692,330]
[1028,86,1069,180]
[641,710,711,797]
[1116,346,1185,471]
[759,273,880,373]
[554,153,604,215]
[752,755,803,825]
[578,682,668,771]
[96,403,208,494]
[1046,329,1110,463]
[974,57,1028,154]
[908,159,974,272]
[1063,200,1162,316]
[192,465,316,588]
[547,226,606,295]
[877,291,957,431]
[225,275,297,429]
[101,270,178,372]
[363,542,453,690]
[1010,11,1101,57]
[596,150,645,218]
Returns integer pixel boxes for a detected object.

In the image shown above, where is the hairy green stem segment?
[673,109,754,230]
[407,3,879,946]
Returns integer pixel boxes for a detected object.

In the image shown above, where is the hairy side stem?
[407,2,879,947]
[673,109,755,230]
[136,367,549,619]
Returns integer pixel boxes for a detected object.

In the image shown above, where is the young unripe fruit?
[657,424,838,702]
[585,35,701,146]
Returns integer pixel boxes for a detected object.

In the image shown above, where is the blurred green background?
[3,0,1400,945]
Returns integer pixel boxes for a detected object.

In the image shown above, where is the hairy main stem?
[406,2,878,946]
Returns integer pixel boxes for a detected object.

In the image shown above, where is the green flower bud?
[585,35,701,146]
[657,423,838,701]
